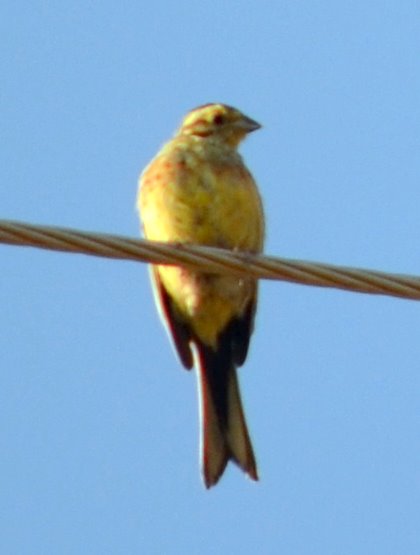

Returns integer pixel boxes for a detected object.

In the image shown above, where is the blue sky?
[1,2,420,554]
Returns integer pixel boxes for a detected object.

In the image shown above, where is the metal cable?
[1,219,420,300]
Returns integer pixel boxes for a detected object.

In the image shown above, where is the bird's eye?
[213,114,224,125]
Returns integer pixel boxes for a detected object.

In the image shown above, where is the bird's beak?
[238,116,262,133]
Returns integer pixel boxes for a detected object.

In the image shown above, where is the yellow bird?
[137,103,265,488]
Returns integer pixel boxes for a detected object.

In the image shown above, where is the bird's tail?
[196,344,258,488]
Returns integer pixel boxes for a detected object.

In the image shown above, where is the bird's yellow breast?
[138,134,264,345]
[139,135,264,249]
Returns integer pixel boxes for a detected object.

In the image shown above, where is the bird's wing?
[226,284,258,367]
[150,266,194,369]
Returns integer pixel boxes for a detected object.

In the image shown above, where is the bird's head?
[178,103,261,148]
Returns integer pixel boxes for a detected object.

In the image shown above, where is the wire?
[1,219,420,301]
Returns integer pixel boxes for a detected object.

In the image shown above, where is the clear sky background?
[1,2,419,554]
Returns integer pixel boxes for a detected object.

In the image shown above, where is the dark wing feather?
[227,285,258,366]
[150,267,194,369]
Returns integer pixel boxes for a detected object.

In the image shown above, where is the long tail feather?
[196,345,258,488]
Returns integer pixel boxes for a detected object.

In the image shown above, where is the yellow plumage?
[138,103,265,487]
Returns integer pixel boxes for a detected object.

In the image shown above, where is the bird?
[137,103,265,488]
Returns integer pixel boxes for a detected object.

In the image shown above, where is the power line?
[1,219,420,300]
